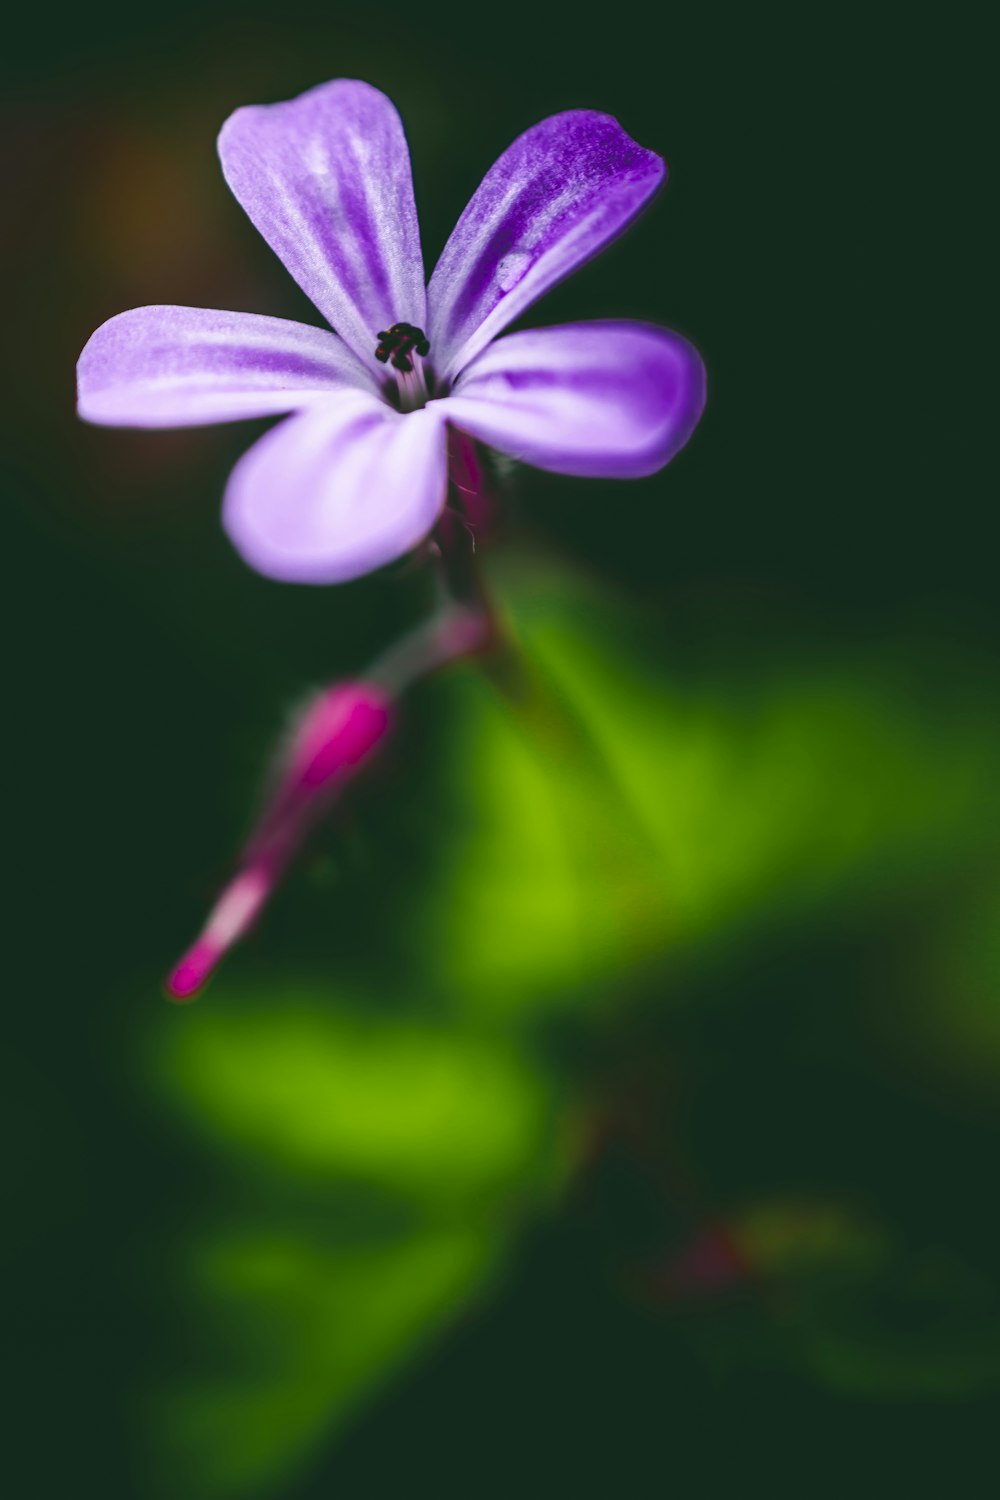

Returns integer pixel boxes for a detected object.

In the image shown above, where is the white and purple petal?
[76,305,374,427]
[223,390,449,584]
[218,80,426,372]
[440,321,706,478]
[427,112,664,383]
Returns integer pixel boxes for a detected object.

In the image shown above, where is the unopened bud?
[165,681,392,1001]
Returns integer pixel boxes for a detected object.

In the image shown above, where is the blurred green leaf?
[155,1226,493,1497]
[413,560,1000,1013]
[907,879,1000,1080]
[147,990,566,1497]
[671,1198,1000,1399]
[147,559,1000,1493]
[157,998,555,1207]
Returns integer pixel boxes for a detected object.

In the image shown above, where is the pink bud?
[165,682,392,1001]
[291,684,392,789]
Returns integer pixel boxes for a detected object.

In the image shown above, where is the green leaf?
[145,990,566,1497]
[153,1226,494,1498]
[411,560,1000,1013]
[144,559,1000,1490]
[156,996,556,1208]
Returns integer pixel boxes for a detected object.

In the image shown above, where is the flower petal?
[427,113,664,383]
[439,321,706,478]
[217,80,426,371]
[223,392,449,584]
[77,305,374,427]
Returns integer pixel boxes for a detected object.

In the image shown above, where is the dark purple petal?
[77,305,374,427]
[439,321,706,478]
[223,391,449,583]
[218,80,426,371]
[427,113,664,383]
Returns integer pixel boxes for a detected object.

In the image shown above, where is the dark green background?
[3,2,993,1495]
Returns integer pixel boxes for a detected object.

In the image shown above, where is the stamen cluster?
[374,321,430,373]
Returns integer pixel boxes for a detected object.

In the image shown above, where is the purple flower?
[77,79,706,584]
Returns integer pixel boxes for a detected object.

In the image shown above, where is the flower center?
[375,322,431,412]
[374,322,430,374]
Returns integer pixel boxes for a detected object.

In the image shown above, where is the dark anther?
[374,321,430,374]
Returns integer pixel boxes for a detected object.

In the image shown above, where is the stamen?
[375,322,430,410]
[374,321,430,373]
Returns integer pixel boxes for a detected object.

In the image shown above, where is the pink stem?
[165,446,499,1002]
[166,684,392,1001]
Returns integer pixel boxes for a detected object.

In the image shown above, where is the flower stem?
[164,440,501,1001]
[370,516,498,693]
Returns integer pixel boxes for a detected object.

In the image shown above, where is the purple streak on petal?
[217,80,426,371]
[439,321,706,478]
[427,112,664,383]
[223,390,449,583]
[77,305,375,428]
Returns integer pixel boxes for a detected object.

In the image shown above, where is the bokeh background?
[3,2,994,1495]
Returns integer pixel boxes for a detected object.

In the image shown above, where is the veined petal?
[439,321,706,478]
[77,305,374,427]
[427,112,664,383]
[218,79,426,371]
[223,391,449,584]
